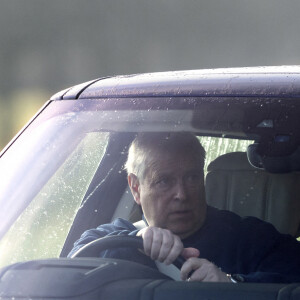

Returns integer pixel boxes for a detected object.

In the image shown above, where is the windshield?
[0,98,298,271]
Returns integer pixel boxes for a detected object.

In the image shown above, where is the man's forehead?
[145,150,202,176]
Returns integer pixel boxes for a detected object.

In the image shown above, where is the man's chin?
[168,224,195,239]
[167,218,203,239]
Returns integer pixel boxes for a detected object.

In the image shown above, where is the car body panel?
[54,66,300,100]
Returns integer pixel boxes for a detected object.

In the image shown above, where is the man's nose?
[174,180,187,200]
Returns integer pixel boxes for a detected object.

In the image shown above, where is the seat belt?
[133,219,147,230]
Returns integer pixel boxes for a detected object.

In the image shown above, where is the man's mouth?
[170,210,192,216]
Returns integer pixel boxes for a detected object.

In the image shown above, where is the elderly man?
[69,133,300,283]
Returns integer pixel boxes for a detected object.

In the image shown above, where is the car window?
[0,132,108,268]
[0,134,254,268]
[1,98,299,271]
[198,136,252,173]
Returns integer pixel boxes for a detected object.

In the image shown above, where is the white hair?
[125,132,206,181]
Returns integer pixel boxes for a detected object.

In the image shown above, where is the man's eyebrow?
[151,171,172,179]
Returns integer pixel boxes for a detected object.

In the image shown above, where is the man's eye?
[155,178,171,187]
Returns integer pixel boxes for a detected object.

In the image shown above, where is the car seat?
[205,152,300,238]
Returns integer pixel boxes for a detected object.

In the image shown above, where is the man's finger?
[180,257,202,281]
[163,235,183,265]
[150,229,163,260]
[157,230,174,262]
[141,227,154,256]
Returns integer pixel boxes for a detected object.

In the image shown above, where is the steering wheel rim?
[71,235,185,270]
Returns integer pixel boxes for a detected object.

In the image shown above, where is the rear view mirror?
[247,143,300,173]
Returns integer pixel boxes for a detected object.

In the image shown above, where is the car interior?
[59,132,300,260]
[56,131,300,299]
[206,151,300,237]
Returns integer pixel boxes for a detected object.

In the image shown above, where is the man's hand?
[137,226,200,266]
[181,257,230,282]
[137,226,230,283]
[137,226,199,265]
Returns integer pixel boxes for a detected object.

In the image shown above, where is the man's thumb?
[181,247,200,259]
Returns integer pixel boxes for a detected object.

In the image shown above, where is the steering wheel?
[71,235,185,280]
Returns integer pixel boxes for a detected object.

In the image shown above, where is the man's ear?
[128,173,141,205]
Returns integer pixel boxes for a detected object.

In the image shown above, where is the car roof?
[51,66,300,100]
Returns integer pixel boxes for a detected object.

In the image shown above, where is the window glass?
[0,132,108,268]
[199,136,253,172]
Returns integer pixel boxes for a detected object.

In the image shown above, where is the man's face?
[129,149,207,239]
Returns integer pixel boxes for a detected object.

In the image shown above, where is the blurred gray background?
[1,0,300,149]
